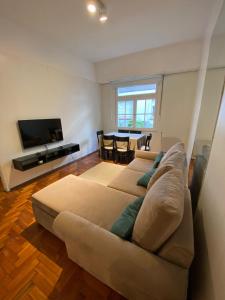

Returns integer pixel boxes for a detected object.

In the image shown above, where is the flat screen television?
[18,118,63,149]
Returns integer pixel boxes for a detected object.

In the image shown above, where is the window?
[116,82,159,130]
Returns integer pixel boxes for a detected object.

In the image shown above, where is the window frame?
[115,79,161,131]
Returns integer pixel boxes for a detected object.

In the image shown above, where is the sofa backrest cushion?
[160,142,185,164]
[157,187,194,269]
[132,169,184,252]
[147,151,186,190]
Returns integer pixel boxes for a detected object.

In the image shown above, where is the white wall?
[95,40,202,84]
[101,84,116,133]
[0,52,101,191]
[192,86,225,300]
[195,68,225,141]
[188,1,225,299]
[209,33,225,68]
[101,71,198,151]
[186,0,224,163]
[186,38,212,163]
[161,72,198,149]
[0,18,96,82]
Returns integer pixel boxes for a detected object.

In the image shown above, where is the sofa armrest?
[135,150,159,160]
[53,211,187,300]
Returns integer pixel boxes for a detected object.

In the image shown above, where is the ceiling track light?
[86,0,97,14]
[86,0,108,23]
[99,6,108,23]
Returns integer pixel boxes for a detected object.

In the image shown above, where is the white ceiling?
[0,0,215,62]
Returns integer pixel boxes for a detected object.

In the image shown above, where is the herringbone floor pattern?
[0,152,125,300]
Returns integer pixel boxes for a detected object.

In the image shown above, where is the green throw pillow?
[137,151,164,187]
[153,151,164,168]
[137,167,156,187]
[110,196,144,240]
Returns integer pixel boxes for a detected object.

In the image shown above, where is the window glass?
[118,101,125,114]
[117,84,157,96]
[146,99,155,114]
[136,100,145,114]
[145,114,154,128]
[136,115,145,128]
[117,115,133,128]
[117,82,159,129]
[126,100,133,114]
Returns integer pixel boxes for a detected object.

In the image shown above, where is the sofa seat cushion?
[132,169,184,252]
[32,175,136,231]
[127,158,154,173]
[108,169,147,197]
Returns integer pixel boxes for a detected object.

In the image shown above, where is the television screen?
[18,119,63,149]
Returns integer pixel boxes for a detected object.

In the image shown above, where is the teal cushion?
[137,152,164,188]
[110,196,144,240]
[137,167,157,187]
[153,151,164,168]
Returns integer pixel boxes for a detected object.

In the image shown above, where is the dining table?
[105,132,146,150]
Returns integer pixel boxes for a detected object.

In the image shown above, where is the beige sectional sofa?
[32,143,194,300]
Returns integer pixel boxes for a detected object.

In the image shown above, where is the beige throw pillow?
[147,151,185,190]
[132,169,184,252]
[160,142,185,164]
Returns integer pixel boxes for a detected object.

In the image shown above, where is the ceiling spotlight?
[99,5,108,23]
[87,1,97,14]
[86,0,108,23]
[99,13,108,23]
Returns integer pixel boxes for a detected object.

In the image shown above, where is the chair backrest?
[96,130,104,145]
[102,135,115,148]
[114,136,130,151]
[130,130,142,134]
[145,133,152,150]
[118,129,129,133]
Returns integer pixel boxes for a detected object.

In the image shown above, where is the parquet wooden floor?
[0,152,125,300]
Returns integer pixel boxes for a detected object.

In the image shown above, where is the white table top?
[105,132,145,139]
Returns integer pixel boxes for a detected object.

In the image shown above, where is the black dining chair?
[141,133,152,151]
[96,130,104,157]
[114,136,134,164]
[102,135,115,161]
[129,130,142,134]
[118,129,129,133]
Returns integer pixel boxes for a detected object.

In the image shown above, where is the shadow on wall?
[8,157,71,190]
[80,139,93,156]
[161,136,181,152]
[0,167,7,190]
[189,209,215,300]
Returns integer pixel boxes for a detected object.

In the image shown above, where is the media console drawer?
[13,143,80,171]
